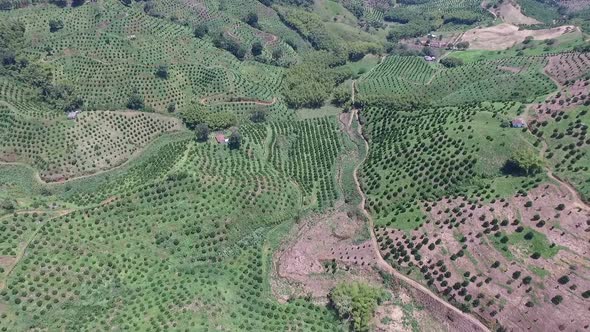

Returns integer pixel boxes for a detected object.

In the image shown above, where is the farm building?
[511,118,527,128]
[215,133,228,144]
[424,56,436,62]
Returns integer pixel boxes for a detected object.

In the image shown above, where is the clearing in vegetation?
[459,23,579,50]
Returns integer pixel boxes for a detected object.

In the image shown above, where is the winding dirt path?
[540,141,589,211]
[199,96,277,106]
[348,81,490,332]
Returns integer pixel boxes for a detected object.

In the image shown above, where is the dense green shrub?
[329,282,388,332]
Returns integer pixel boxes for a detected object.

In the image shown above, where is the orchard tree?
[195,123,209,142]
[251,42,263,56]
[155,65,169,79]
[49,19,64,33]
[228,129,241,150]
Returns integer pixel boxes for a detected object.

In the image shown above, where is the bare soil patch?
[376,183,590,331]
[272,211,380,301]
[497,66,522,73]
[0,256,15,269]
[460,23,578,50]
[272,209,454,331]
[491,0,541,25]
[545,53,590,84]
[530,78,589,121]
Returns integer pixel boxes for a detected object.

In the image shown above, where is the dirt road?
[347,81,490,331]
[540,141,589,211]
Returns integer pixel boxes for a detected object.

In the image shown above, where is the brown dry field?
[491,0,541,25]
[460,23,579,50]
[546,53,590,84]
[558,0,590,11]
[272,209,489,331]
[272,211,381,301]
[376,183,590,331]
[530,78,589,122]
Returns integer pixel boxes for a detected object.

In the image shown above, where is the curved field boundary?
[199,96,277,106]
[349,81,491,331]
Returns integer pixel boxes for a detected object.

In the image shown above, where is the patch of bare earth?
[558,0,590,11]
[375,183,590,331]
[497,66,522,73]
[546,53,590,84]
[272,211,381,302]
[0,256,15,269]
[272,209,484,331]
[460,23,579,50]
[529,78,590,122]
[491,0,541,25]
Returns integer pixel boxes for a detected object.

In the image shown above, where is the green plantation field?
[1,0,590,330]
[1,0,289,112]
[357,55,556,107]
[0,102,183,182]
[531,106,590,200]
[359,102,545,229]
[0,123,349,331]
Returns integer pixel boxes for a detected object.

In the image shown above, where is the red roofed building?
[215,133,228,144]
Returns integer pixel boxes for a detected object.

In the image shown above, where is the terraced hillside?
[1,0,289,112]
[0,0,589,330]
[357,55,556,107]
[0,136,348,331]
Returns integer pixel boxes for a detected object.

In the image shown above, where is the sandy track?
[348,81,490,332]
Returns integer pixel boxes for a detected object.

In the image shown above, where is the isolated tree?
[505,150,543,176]
[166,102,176,113]
[127,91,144,110]
[250,109,267,123]
[228,129,241,150]
[272,48,283,61]
[1,198,15,211]
[440,57,463,68]
[455,41,469,50]
[155,65,169,79]
[48,19,63,33]
[245,12,258,27]
[195,123,209,142]
[193,24,208,38]
[329,282,387,332]
[251,42,263,56]
[421,46,435,57]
